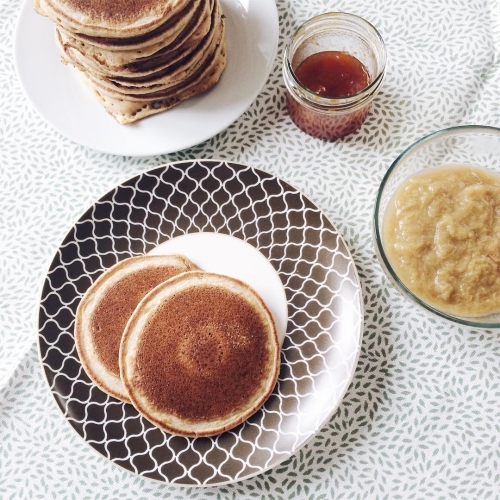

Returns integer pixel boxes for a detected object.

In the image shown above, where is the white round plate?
[149,232,288,345]
[13,0,278,157]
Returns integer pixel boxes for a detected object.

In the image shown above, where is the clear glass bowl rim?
[373,124,500,328]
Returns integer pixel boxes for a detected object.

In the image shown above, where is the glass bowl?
[373,125,500,328]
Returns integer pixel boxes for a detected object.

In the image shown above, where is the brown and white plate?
[38,160,363,485]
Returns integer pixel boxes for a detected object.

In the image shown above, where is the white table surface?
[1,0,500,498]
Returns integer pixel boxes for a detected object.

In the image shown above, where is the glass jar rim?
[284,12,387,109]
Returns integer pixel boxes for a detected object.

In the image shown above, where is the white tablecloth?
[1,0,499,497]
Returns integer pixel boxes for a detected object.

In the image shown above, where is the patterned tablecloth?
[1,0,499,498]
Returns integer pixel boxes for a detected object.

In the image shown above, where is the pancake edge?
[120,271,280,438]
[39,0,192,38]
[74,254,198,403]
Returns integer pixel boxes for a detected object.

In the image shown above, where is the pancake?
[80,29,226,124]
[75,254,198,402]
[37,0,192,38]
[81,20,225,99]
[56,4,211,76]
[120,272,280,437]
[55,0,214,77]
[81,6,222,95]
[37,0,227,123]
[61,0,208,52]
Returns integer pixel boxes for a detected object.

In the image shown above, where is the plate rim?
[36,159,364,486]
[13,0,279,157]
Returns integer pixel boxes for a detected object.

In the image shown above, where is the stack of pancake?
[75,254,280,437]
[35,0,227,124]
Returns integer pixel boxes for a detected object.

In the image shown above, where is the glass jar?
[283,12,387,140]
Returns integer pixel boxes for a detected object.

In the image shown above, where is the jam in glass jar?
[283,12,386,140]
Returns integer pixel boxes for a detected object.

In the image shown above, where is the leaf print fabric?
[1,0,500,497]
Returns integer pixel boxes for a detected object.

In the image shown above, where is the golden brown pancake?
[37,0,192,38]
[37,0,227,123]
[75,254,198,402]
[60,0,207,52]
[61,0,222,96]
[120,272,280,437]
[82,6,223,95]
[79,30,226,124]
[55,0,213,75]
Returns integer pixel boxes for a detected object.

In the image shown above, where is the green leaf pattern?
[1,0,500,497]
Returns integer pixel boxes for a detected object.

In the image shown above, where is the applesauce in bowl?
[374,126,500,327]
[383,164,500,316]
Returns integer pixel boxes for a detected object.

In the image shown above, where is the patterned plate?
[38,160,363,485]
